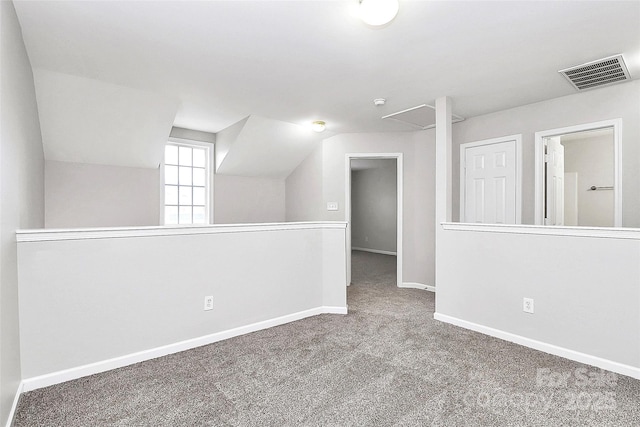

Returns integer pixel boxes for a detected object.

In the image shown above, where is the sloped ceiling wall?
[34,69,179,169]
[216,115,326,179]
[33,70,319,178]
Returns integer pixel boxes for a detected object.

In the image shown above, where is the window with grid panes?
[163,142,210,225]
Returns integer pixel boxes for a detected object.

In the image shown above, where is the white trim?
[345,153,403,288]
[5,382,24,427]
[16,221,347,243]
[460,134,523,224]
[21,305,347,392]
[433,312,640,380]
[321,306,349,314]
[442,221,640,240]
[534,119,622,227]
[399,282,436,292]
[534,135,545,226]
[352,247,397,256]
[158,155,165,226]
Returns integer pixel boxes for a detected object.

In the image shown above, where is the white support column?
[434,96,453,296]
[435,96,452,223]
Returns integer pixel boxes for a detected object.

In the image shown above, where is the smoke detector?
[373,98,386,106]
[559,54,631,91]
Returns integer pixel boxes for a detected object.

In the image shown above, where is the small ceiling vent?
[559,54,631,91]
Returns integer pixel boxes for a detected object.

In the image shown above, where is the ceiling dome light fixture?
[311,120,326,132]
[359,0,399,26]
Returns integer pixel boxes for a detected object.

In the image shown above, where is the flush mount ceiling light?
[311,120,326,132]
[359,0,399,26]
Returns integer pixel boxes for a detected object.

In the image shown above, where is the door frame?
[534,119,622,227]
[345,153,403,287]
[459,134,523,224]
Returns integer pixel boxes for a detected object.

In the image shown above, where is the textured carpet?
[13,251,640,426]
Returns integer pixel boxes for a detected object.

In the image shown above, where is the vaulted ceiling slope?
[216,115,326,179]
[13,1,640,171]
[34,69,178,168]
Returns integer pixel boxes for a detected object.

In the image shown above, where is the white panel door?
[462,140,517,224]
[545,137,565,225]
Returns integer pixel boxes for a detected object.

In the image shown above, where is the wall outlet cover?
[523,297,534,314]
[204,296,214,311]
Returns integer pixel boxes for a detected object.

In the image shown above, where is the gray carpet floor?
[13,251,640,426]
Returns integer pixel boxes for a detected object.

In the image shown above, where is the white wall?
[351,160,397,253]
[45,160,160,228]
[0,1,45,424]
[215,117,248,171]
[452,80,640,227]
[563,134,614,227]
[286,131,436,287]
[435,84,640,381]
[17,223,346,383]
[285,145,324,222]
[436,224,640,377]
[214,175,286,224]
[45,156,286,229]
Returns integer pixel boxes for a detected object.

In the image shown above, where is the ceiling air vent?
[559,54,631,91]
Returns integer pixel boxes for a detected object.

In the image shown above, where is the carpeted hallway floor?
[13,251,640,426]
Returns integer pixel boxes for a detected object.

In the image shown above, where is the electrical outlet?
[204,296,214,311]
[523,297,534,314]
[327,202,338,211]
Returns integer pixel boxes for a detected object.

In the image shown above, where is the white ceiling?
[34,69,178,168]
[14,0,640,136]
[216,115,326,178]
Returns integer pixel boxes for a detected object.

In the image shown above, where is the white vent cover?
[559,54,631,91]
[382,104,464,130]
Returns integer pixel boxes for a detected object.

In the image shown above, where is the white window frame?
[160,137,214,225]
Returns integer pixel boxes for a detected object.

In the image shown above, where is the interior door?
[462,140,517,224]
[545,137,564,225]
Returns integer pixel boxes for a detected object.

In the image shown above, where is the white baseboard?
[352,247,397,256]
[5,381,24,427]
[399,282,436,292]
[434,312,640,380]
[21,305,347,393]
[322,306,348,314]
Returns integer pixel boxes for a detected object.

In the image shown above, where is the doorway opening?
[345,153,403,287]
[535,119,621,227]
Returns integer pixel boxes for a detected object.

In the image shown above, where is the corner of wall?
[1,1,46,425]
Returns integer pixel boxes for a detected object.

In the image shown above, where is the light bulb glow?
[311,121,326,132]
[359,0,399,26]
